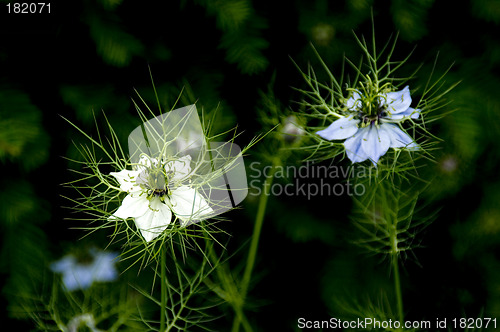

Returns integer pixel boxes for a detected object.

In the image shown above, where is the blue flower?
[51,249,119,291]
[316,86,420,165]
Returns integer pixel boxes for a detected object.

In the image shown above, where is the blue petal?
[316,116,360,140]
[62,266,93,291]
[384,86,412,114]
[361,125,391,164]
[382,124,419,150]
[345,90,362,110]
[408,107,420,119]
[50,256,76,273]
[383,107,420,122]
[343,128,369,163]
[90,251,119,283]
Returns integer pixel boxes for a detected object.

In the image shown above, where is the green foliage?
[98,0,123,11]
[135,247,225,331]
[60,85,130,125]
[2,221,50,320]
[86,14,144,67]
[390,0,434,42]
[28,281,144,331]
[196,0,269,75]
[205,0,253,31]
[0,180,41,225]
[472,0,500,23]
[351,180,432,260]
[0,89,50,170]
[270,197,337,243]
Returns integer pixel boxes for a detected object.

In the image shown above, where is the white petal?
[361,125,391,164]
[384,86,412,114]
[316,116,360,140]
[134,198,172,242]
[109,170,141,193]
[136,155,151,171]
[135,155,159,172]
[170,186,213,226]
[111,193,150,219]
[345,90,362,110]
[165,155,192,182]
[382,124,419,150]
[343,128,369,163]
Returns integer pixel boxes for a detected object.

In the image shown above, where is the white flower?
[51,249,118,291]
[65,314,102,332]
[316,86,420,165]
[109,155,213,242]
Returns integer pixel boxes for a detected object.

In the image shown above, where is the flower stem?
[160,245,167,332]
[231,158,278,332]
[390,226,404,325]
[204,240,253,332]
[392,254,404,325]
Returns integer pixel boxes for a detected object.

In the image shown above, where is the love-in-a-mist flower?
[51,249,118,291]
[317,86,420,165]
[110,154,213,242]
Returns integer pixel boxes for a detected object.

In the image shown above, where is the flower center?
[137,168,171,199]
[359,104,387,126]
[150,188,169,198]
[350,93,389,127]
[75,251,94,265]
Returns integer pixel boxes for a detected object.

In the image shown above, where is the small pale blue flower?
[51,249,119,291]
[316,86,420,165]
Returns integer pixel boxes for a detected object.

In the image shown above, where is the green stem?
[160,245,167,332]
[231,158,278,332]
[390,228,404,325]
[204,239,253,332]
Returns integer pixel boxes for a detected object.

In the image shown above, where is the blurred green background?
[1,0,500,330]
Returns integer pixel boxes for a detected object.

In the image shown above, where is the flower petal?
[383,107,420,122]
[90,251,119,282]
[165,155,192,182]
[170,186,213,226]
[135,155,158,172]
[382,124,419,150]
[134,198,172,242]
[343,128,369,163]
[50,256,76,273]
[111,193,150,219]
[361,125,391,164]
[110,170,141,193]
[316,116,360,140]
[63,266,93,291]
[384,86,412,114]
[345,90,362,110]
